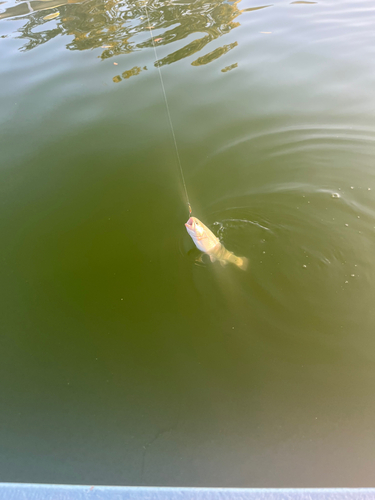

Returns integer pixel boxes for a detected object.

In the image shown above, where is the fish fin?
[220,260,228,266]
[210,255,216,262]
[235,256,249,271]
[195,253,204,264]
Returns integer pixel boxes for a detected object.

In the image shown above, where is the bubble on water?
[351,274,355,277]
[351,186,354,189]
[345,224,349,227]
[303,265,307,268]
[368,188,371,191]
[345,281,348,284]
[332,193,340,198]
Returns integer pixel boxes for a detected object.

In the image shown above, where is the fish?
[185,217,248,270]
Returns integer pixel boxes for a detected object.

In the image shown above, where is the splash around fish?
[185,217,248,270]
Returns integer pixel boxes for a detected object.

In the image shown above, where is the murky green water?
[1,0,375,487]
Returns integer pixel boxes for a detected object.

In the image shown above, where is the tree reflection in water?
[1,0,271,78]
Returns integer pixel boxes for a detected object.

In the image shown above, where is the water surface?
[1,0,375,487]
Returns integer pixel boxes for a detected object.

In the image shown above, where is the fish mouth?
[185,217,194,228]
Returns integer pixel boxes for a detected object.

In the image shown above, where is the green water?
[1,0,375,487]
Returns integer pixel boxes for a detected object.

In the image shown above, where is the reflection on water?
[113,64,145,83]
[0,0,82,20]
[0,0,271,68]
[221,62,237,72]
[191,41,237,67]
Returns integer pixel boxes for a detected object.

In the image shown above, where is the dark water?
[1,0,375,487]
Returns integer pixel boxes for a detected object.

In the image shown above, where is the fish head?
[185,217,205,240]
[185,216,220,254]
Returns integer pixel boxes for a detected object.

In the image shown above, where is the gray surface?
[0,484,375,500]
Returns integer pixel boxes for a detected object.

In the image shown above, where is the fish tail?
[234,256,248,271]
[227,253,248,271]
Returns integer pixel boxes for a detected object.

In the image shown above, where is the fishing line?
[144,3,192,216]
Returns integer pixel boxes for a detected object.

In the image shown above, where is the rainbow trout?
[185,217,248,270]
